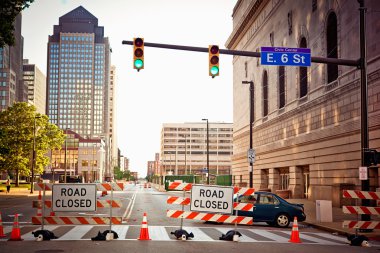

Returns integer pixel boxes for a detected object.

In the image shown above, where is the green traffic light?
[134,59,143,69]
[210,66,219,75]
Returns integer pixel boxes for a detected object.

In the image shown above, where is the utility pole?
[202,119,210,185]
[242,81,254,188]
[30,115,41,193]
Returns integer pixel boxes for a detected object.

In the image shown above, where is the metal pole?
[249,82,254,188]
[202,119,210,185]
[64,130,67,183]
[185,135,187,175]
[358,0,370,224]
[30,117,37,194]
[122,40,359,67]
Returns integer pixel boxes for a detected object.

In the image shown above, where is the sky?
[22,0,237,177]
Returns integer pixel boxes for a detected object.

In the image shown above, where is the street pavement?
[1,185,380,241]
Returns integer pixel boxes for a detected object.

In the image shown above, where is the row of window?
[255,12,338,119]
[61,36,93,42]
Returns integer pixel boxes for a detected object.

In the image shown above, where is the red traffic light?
[134,38,144,47]
[210,45,219,54]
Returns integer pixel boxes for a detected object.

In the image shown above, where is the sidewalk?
[0,187,40,198]
[289,198,380,240]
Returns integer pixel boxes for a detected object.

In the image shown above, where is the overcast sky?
[22,0,236,177]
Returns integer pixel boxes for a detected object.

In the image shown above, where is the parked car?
[236,191,306,228]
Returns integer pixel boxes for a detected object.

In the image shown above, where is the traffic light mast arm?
[122,40,359,67]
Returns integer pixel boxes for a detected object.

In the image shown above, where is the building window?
[263,70,268,117]
[278,168,289,190]
[327,12,338,84]
[299,37,308,98]
[278,66,285,109]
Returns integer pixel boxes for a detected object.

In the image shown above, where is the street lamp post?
[202,119,209,185]
[184,135,187,175]
[242,81,254,188]
[30,115,41,194]
[64,128,69,183]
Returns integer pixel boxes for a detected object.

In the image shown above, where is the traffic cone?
[138,213,150,240]
[288,217,301,243]
[0,212,6,238]
[36,191,42,216]
[8,214,23,241]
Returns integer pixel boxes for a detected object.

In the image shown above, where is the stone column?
[289,166,303,198]
[268,168,279,192]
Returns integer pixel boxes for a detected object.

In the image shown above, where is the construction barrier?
[167,196,254,211]
[33,199,123,209]
[32,183,124,225]
[0,212,6,238]
[343,189,380,229]
[138,213,150,240]
[166,182,254,225]
[32,216,122,225]
[166,210,253,225]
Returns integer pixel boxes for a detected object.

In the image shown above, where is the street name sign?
[52,184,97,212]
[190,185,234,214]
[261,47,311,67]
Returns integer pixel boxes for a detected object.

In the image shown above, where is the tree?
[0,102,65,185]
[0,0,34,47]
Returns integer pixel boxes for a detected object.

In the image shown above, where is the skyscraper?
[0,14,25,111]
[23,59,46,114]
[46,6,110,137]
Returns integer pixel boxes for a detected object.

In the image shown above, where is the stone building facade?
[226,0,380,206]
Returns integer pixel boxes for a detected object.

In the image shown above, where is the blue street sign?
[261,47,311,67]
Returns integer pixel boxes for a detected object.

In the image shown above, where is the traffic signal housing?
[364,149,380,167]
[133,38,144,71]
[209,45,219,78]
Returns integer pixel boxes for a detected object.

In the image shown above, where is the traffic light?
[209,45,219,78]
[133,38,144,71]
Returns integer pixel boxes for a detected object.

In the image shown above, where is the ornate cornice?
[225,0,266,49]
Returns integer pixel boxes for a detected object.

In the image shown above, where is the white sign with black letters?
[52,184,97,212]
[190,185,234,214]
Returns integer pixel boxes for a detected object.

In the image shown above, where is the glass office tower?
[47,6,110,137]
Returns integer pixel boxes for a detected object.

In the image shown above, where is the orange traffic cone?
[138,213,150,240]
[8,214,23,241]
[36,191,42,216]
[289,217,301,243]
[0,211,6,238]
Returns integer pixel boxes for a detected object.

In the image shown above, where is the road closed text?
[52,184,97,212]
[190,185,233,214]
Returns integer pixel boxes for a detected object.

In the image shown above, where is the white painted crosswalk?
[0,225,350,245]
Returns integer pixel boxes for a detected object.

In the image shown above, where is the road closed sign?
[190,185,234,214]
[52,184,97,212]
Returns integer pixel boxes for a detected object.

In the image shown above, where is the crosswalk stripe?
[110,225,129,239]
[58,225,93,240]
[248,230,288,243]
[313,232,349,243]
[182,226,213,241]
[281,231,341,245]
[149,226,171,241]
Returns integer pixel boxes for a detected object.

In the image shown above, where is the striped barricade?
[167,196,254,211]
[168,182,255,196]
[34,182,124,192]
[342,190,380,229]
[167,210,253,225]
[32,183,124,225]
[32,216,122,225]
[33,199,123,209]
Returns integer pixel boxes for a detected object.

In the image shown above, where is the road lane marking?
[149,226,171,241]
[111,225,129,239]
[58,225,93,240]
[248,230,288,242]
[182,226,213,241]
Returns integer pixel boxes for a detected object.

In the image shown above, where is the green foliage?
[0,102,65,178]
[0,0,34,47]
[114,166,132,181]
